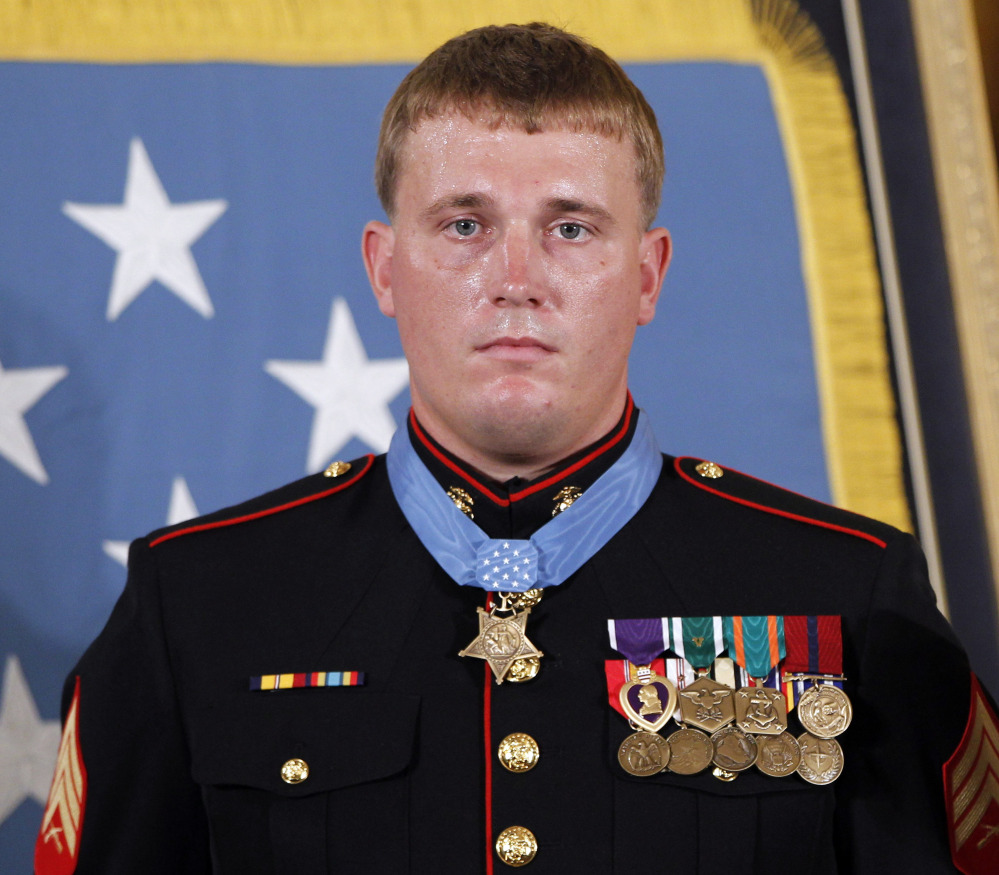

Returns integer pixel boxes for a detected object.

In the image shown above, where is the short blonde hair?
[375,22,665,229]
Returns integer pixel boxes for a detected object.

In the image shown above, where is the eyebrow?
[418,193,617,226]
[420,193,494,221]
[543,197,615,226]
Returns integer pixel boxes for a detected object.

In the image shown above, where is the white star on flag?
[103,476,200,567]
[265,297,409,471]
[0,357,68,485]
[63,137,228,321]
[0,655,61,827]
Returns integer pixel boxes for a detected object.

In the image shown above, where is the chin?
[468,391,565,456]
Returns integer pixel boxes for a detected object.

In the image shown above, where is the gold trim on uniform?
[446,486,475,518]
[280,758,309,784]
[323,461,351,478]
[695,461,723,479]
[495,826,538,867]
[498,733,540,773]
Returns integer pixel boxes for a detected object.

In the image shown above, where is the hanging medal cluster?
[608,615,852,784]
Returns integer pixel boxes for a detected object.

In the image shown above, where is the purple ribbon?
[609,617,667,665]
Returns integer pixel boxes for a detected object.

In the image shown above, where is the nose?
[493,223,543,307]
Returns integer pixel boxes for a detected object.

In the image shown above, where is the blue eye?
[453,219,478,236]
[558,223,583,239]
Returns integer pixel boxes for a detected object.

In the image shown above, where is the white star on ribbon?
[63,138,227,321]
[103,477,200,567]
[265,297,409,472]
[0,655,61,826]
[0,356,67,485]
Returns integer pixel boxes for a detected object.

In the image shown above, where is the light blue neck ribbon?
[386,412,663,592]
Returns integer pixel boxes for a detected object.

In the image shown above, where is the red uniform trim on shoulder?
[410,394,635,507]
[674,457,887,549]
[149,454,375,548]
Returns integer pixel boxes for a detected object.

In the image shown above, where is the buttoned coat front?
[49,454,970,873]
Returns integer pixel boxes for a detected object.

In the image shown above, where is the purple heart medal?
[608,618,678,776]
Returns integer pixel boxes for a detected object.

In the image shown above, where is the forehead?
[395,114,642,211]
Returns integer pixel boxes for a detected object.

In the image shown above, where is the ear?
[636,227,671,326]
[362,220,396,318]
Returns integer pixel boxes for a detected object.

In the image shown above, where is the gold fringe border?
[0,0,909,530]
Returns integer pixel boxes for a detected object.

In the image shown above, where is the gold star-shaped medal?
[459,607,543,684]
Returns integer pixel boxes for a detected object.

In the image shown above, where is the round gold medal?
[665,727,714,775]
[755,731,802,777]
[796,732,845,784]
[618,731,670,777]
[711,725,758,772]
[797,684,853,738]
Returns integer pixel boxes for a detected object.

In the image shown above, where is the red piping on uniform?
[410,393,635,507]
[484,594,494,875]
[149,455,375,548]
[674,457,888,549]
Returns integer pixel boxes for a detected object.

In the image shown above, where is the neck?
[409,398,631,483]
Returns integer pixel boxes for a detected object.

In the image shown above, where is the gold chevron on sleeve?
[39,679,86,859]
[947,678,999,851]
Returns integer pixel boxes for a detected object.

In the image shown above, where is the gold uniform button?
[495,826,537,867]
[695,461,723,479]
[498,733,540,773]
[280,758,309,784]
[323,461,351,478]
[506,656,541,683]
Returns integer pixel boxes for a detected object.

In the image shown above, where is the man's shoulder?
[663,454,899,550]
[145,453,384,551]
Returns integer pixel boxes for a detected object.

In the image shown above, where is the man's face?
[363,114,670,474]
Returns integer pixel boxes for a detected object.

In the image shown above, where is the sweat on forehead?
[373,22,664,228]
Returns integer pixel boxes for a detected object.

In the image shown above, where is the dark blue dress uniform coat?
[41,443,972,873]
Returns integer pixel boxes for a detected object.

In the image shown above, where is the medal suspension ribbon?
[668,616,725,674]
[723,615,786,684]
[782,615,845,709]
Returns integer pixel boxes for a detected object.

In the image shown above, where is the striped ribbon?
[723,615,786,680]
[668,616,724,670]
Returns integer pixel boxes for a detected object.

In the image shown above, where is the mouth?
[475,336,557,362]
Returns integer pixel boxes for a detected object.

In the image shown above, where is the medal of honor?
[387,408,663,683]
[459,595,543,683]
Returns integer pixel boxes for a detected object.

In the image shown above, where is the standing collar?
[408,394,640,539]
